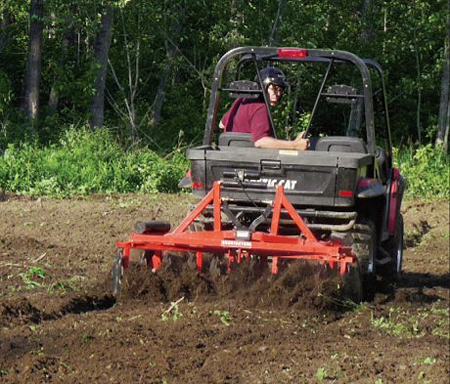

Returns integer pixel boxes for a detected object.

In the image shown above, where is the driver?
[219,67,309,150]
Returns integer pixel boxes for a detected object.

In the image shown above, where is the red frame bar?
[116,182,355,275]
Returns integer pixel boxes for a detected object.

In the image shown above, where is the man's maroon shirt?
[221,99,273,142]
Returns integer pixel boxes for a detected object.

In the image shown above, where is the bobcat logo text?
[260,178,298,190]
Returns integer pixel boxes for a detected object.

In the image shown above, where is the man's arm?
[254,132,309,150]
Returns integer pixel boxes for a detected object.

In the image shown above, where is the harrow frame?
[116,182,355,277]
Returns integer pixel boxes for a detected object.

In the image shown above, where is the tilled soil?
[0,193,448,383]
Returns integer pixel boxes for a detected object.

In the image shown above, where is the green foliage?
[213,310,231,326]
[394,144,449,198]
[421,357,438,365]
[370,302,449,340]
[0,0,448,172]
[19,267,46,289]
[161,298,184,322]
[0,127,188,196]
[315,367,327,381]
[0,70,12,115]
[370,311,412,337]
[48,276,85,294]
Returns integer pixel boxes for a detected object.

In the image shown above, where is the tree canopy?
[0,0,448,150]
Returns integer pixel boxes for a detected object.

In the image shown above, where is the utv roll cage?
[202,47,392,158]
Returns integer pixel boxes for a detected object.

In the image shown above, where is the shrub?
[1,128,447,200]
[394,144,449,199]
[0,127,188,196]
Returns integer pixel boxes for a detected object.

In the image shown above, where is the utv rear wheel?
[342,261,363,303]
[346,218,376,301]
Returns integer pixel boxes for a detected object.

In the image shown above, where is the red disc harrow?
[116,182,355,278]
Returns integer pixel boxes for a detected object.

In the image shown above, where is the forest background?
[0,0,448,197]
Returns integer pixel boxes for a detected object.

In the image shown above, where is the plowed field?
[0,193,448,383]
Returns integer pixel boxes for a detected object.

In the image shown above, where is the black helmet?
[257,67,289,90]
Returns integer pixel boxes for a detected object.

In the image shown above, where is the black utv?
[184,47,404,298]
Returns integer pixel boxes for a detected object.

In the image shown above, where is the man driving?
[219,67,309,150]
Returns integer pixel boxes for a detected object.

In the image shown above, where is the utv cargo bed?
[187,143,374,207]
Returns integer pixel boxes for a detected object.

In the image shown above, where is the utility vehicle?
[115,47,404,300]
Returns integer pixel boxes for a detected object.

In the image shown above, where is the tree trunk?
[0,10,13,54]
[106,10,142,142]
[47,36,68,112]
[90,6,114,129]
[360,0,375,44]
[415,31,422,144]
[149,5,184,127]
[149,55,171,127]
[269,0,287,46]
[435,1,450,151]
[229,0,244,48]
[48,17,74,113]
[22,0,44,120]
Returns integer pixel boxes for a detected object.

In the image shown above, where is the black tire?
[346,218,376,301]
[111,250,124,297]
[342,260,363,303]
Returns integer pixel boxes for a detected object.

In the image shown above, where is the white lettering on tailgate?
[260,178,298,190]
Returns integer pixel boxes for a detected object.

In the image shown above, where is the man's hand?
[293,130,309,150]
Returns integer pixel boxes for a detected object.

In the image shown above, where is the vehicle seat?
[324,85,364,137]
[218,132,254,147]
[315,136,368,153]
[227,80,261,99]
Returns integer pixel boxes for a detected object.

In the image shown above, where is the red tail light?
[339,189,353,198]
[192,182,204,189]
[278,48,308,58]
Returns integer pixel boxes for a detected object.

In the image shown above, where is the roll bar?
[202,47,390,157]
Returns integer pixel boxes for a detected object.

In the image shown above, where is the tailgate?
[188,146,372,207]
